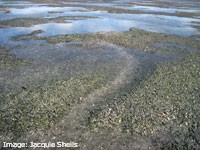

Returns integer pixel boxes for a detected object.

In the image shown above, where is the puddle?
[9,6,88,15]
[1,14,199,45]
[0,18,133,44]
[0,27,36,44]
[36,18,135,36]
[120,0,200,8]
[0,1,31,5]
[121,5,200,13]
[0,13,199,45]
[63,2,115,7]
[39,14,200,37]
[111,13,200,36]
[0,5,103,21]
[0,0,200,45]
[0,6,89,20]
[64,2,200,13]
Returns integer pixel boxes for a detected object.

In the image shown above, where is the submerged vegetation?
[0,16,97,27]
[16,28,199,53]
[0,0,200,149]
[1,27,200,149]
[88,54,200,149]
[0,46,30,70]
[0,70,108,141]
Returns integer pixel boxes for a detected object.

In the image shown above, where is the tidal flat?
[0,0,200,149]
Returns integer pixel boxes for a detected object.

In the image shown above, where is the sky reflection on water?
[121,5,200,13]
[0,0,199,44]
[10,6,88,15]
[65,2,200,13]
[36,14,199,37]
[35,18,134,36]
[0,13,199,45]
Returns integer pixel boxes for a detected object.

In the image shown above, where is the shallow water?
[10,6,88,15]
[0,41,128,94]
[121,5,200,13]
[0,0,200,45]
[0,13,199,44]
[65,1,200,13]
[35,18,136,35]
[0,1,31,5]
[0,5,90,21]
[0,18,133,44]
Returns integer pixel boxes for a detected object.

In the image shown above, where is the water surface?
[0,0,199,45]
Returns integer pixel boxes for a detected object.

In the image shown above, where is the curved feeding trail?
[49,42,139,142]
[61,42,138,126]
[20,42,139,147]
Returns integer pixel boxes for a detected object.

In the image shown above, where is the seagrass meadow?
[0,0,200,149]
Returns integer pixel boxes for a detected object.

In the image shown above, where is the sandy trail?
[56,43,138,134]
[17,42,139,148]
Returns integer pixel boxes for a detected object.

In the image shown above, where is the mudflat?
[0,0,199,149]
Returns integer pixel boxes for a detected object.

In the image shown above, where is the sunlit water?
[0,0,199,97]
[64,1,200,13]
[9,6,88,15]
[0,0,200,45]
[119,5,200,13]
